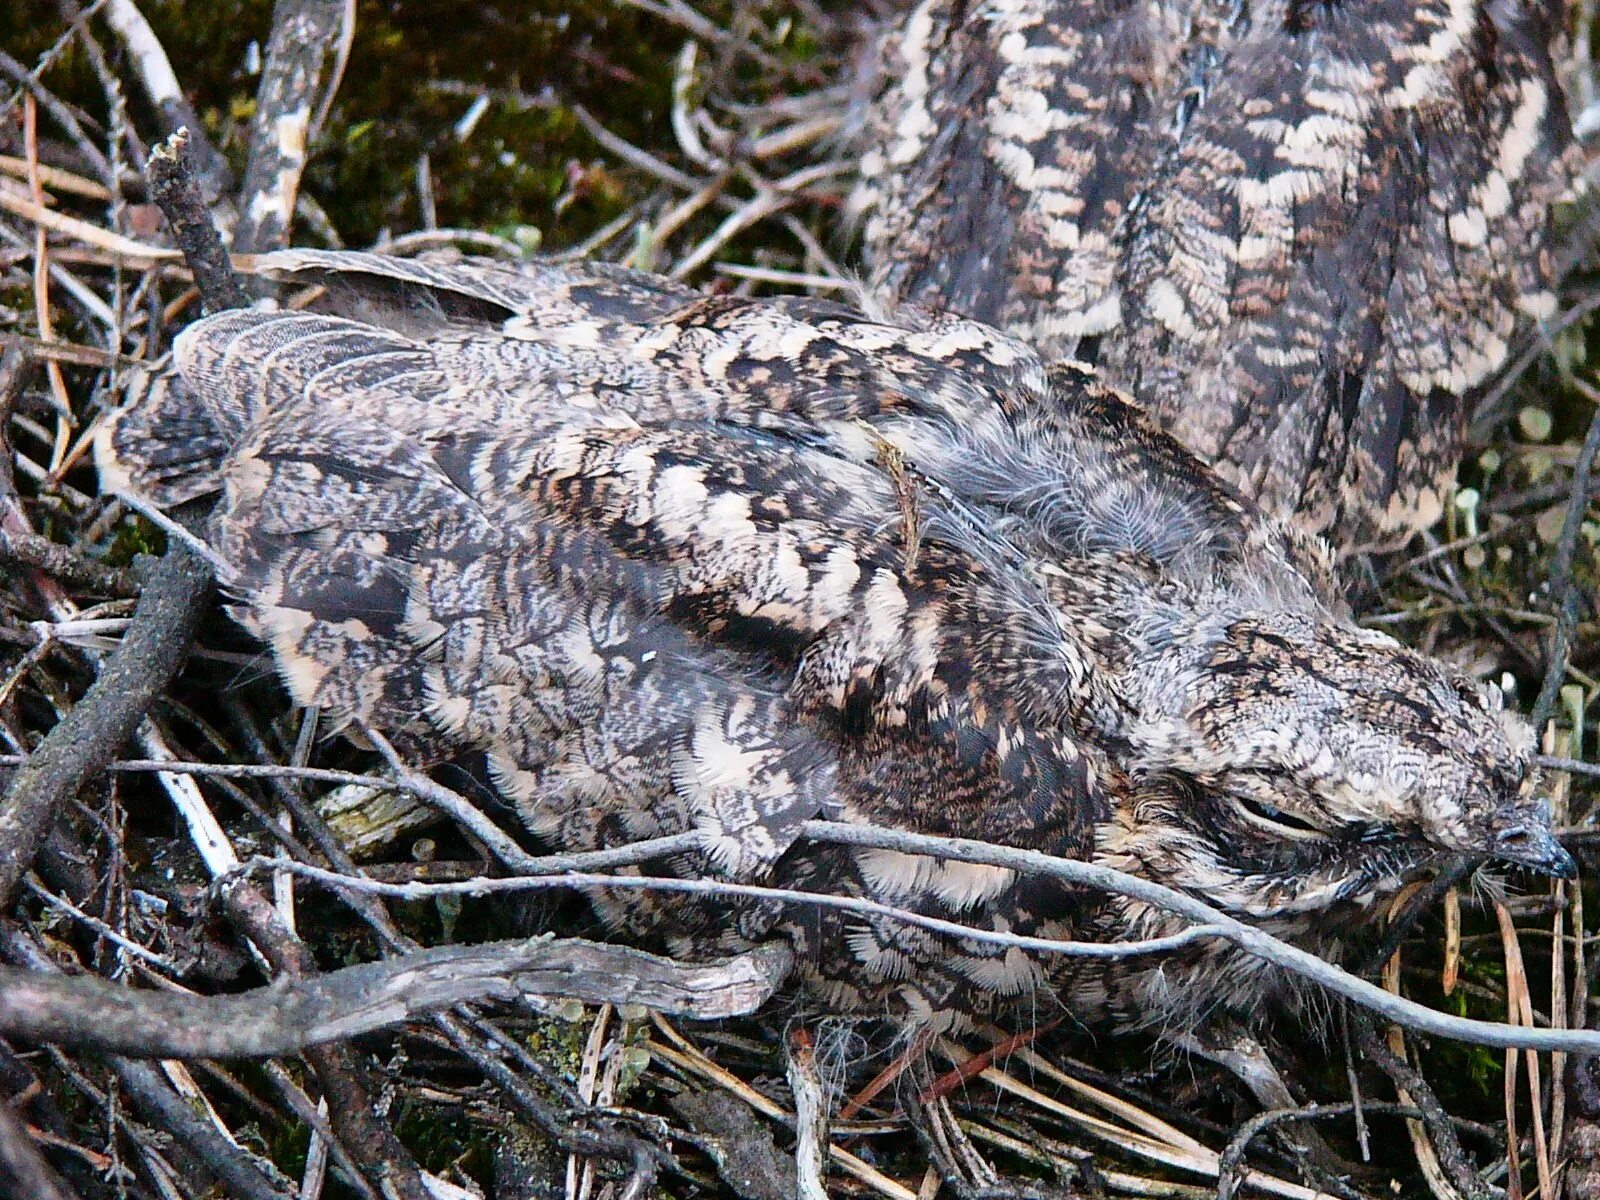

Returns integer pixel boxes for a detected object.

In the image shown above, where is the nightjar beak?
[1491,814,1578,879]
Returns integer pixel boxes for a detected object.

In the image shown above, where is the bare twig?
[796,821,1600,1055]
[0,930,294,1200]
[0,189,178,265]
[23,95,74,431]
[0,48,114,186]
[0,529,139,596]
[435,1014,669,1200]
[211,866,435,1200]
[112,1057,293,1200]
[669,160,849,279]
[1531,390,1600,727]
[232,825,1600,1054]
[0,1100,76,1200]
[0,550,209,906]
[361,724,567,871]
[0,939,791,1056]
[245,854,1233,962]
[144,129,246,311]
[1216,1104,1423,1200]
[1546,758,1600,785]
[1356,1012,1489,1200]
[787,1029,830,1200]
[100,0,233,201]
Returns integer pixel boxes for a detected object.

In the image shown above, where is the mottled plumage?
[854,0,1574,548]
[99,250,1571,1033]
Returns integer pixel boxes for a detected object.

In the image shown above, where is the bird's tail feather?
[95,347,233,512]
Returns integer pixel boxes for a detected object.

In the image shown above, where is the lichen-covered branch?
[0,939,792,1057]
[233,0,349,254]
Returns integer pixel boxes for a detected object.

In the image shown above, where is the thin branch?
[1544,754,1600,781]
[1353,1014,1489,1200]
[236,827,1600,1052]
[145,129,246,311]
[794,821,1600,1055]
[433,1014,670,1199]
[244,855,1232,962]
[0,549,210,906]
[0,930,294,1200]
[0,1101,76,1200]
[1532,390,1600,727]
[100,0,234,201]
[0,190,179,269]
[0,939,792,1056]
[1216,1104,1422,1200]
[0,529,140,597]
[111,1057,293,1200]
[361,724,574,871]
[0,48,114,186]
[10,756,1600,1056]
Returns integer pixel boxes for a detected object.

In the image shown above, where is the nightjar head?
[1119,609,1573,918]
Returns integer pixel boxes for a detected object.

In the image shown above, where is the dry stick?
[1536,408,1600,1192]
[218,743,671,1191]
[254,837,1600,1054]
[1540,754,1600,780]
[27,1041,199,1198]
[217,707,665,1194]
[4,745,1598,1052]
[795,821,1600,1055]
[362,724,549,870]
[432,1016,668,1200]
[0,1,109,118]
[1531,390,1600,728]
[0,190,180,267]
[113,1057,294,1200]
[144,130,246,311]
[1356,858,1476,983]
[135,724,434,1198]
[0,940,792,1057]
[787,1029,830,1200]
[101,0,234,202]
[233,0,348,255]
[254,856,1231,962]
[0,347,62,624]
[0,549,208,906]
[1348,868,1480,1200]
[24,730,1587,1053]
[257,1061,377,1200]
[0,752,687,1188]
[307,0,356,143]
[0,529,140,596]
[0,49,115,186]
[0,1099,77,1200]
[22,95,74,429]
[0,930,294,1200]
[0,753,712,875]
[1353,1015,1490,1200]
[1216,1104,1425,1200]
[222,880,436,1200]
